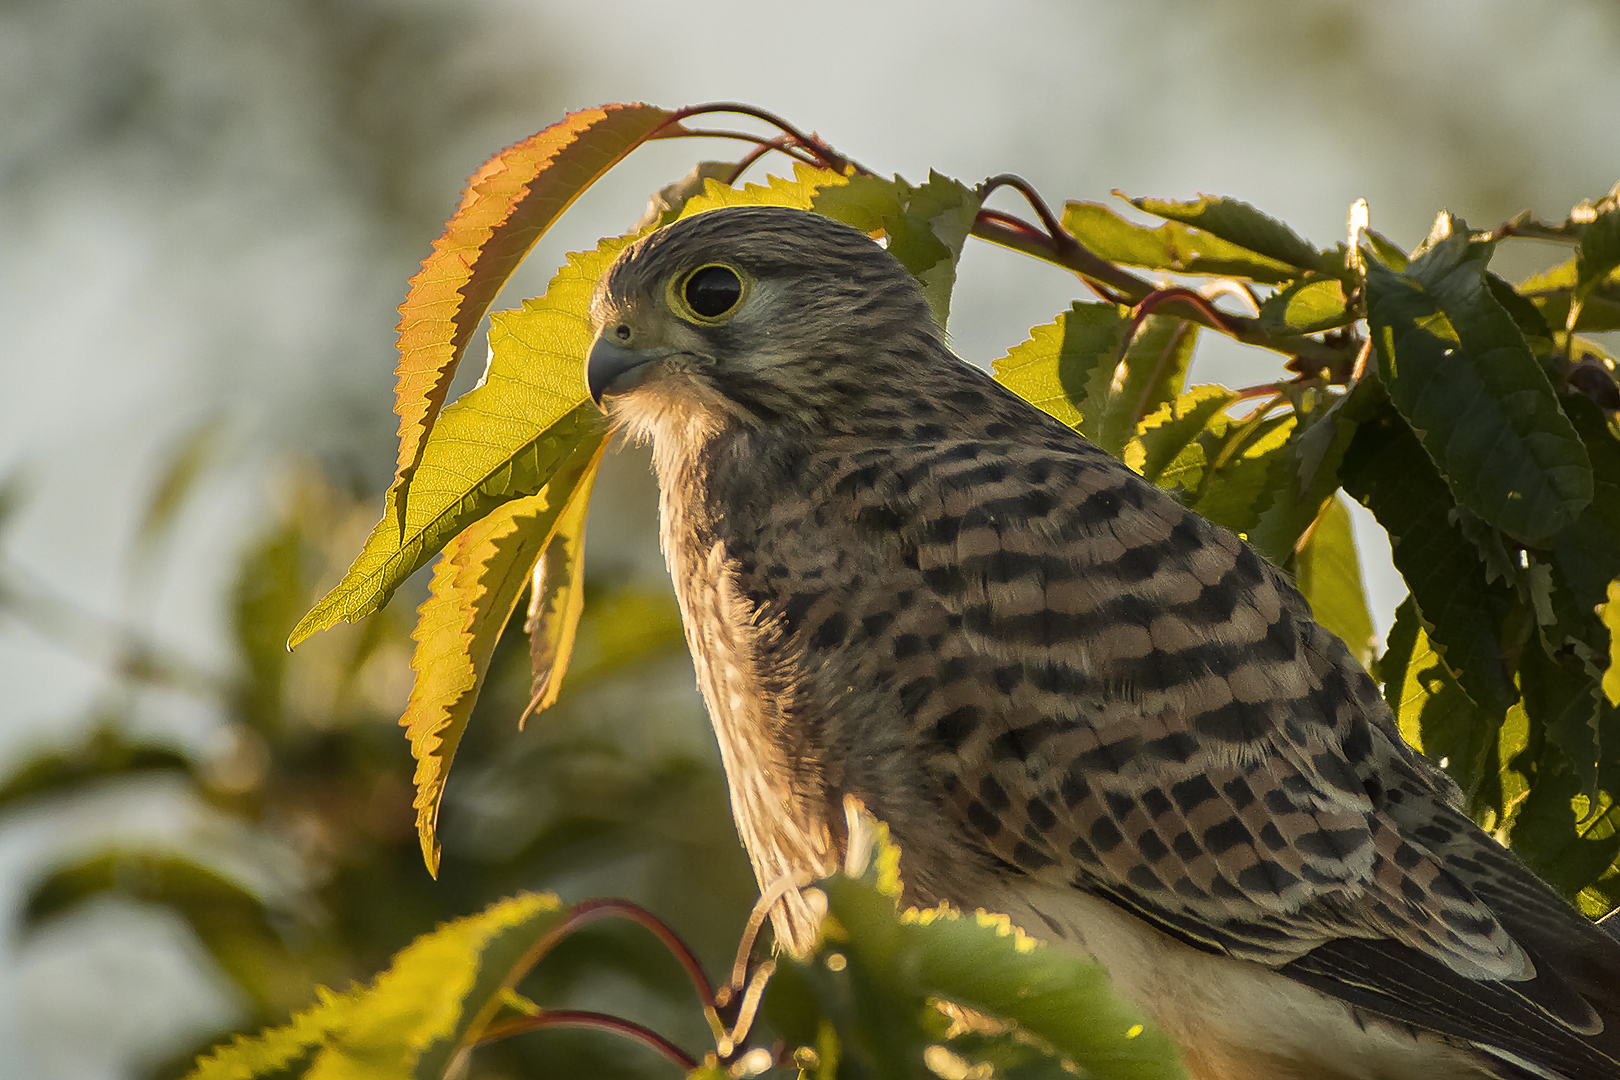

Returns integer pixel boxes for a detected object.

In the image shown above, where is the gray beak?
[586,336,669,407]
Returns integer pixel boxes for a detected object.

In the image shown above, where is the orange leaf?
[392,103,672,495]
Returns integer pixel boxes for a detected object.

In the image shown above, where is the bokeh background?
[2,1,1618,1076]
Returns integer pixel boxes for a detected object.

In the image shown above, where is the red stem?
[477,1009,697,1070]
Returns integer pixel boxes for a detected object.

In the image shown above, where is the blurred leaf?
[1122,192,1334,278]
[1341,409,1519,716]
[1363,215,1592,543]
[1124,385,1237,493]
[991,302,1130,434]
[25,851,305,1020]
[1295,495,1375,668]
[1256,276,1353,335]
[403,443,605,876]
[1380,599,1499,814]
[1093,317,1199,458]
[391,104,671,498]
[1060,201,1299,283]
[233,519,306,734]
[132,417,226,569]
[523,465,597,720]
[186,892,572,1080]
[0,726,191,810]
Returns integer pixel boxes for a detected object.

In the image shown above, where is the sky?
[1,1,1618,1075]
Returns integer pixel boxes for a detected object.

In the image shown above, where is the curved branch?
[477,1009,698,1069]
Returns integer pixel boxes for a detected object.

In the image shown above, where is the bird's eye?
[683,265,743,319]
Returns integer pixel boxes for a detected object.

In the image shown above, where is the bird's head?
[585,205,942,443]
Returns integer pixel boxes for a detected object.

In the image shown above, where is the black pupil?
[685,266,741,318]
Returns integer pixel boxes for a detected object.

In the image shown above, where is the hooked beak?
[586,335,671,407]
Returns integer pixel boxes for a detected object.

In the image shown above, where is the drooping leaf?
[1363,215,1592,543]
[0,726,190,810]
[1341,408,1519,717]
[1122,192,1334,278]
[1124,384,1238,493]
[186,892,572,1080]
[401,442,604,876]
[1092,316,1199,458]
[1295,495,1375,668]
[391,104,671,496]
[1060,201,1300,283]
[1380,598,1499,815]
[523,461,598,721]
[289,228,627,648]
[1548,397,1620,657]
[991,302,1131,433]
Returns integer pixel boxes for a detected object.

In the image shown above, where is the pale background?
[1,1,1617,1075]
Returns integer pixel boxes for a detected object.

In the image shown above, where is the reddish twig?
[977,173,1079,255]
[477,1009,698,1069]
[1128,286,1244,338]
[650,102,873,177]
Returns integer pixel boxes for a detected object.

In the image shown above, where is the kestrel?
[583,205,1620,1080]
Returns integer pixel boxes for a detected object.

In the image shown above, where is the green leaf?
[1547,396,1620,658]
[1256,276,1354,335]
[1246,376,1387,567]
[1364,216,1592,543]
[1124,385,1237,493]
[1573,189,1620,316]
[1295,495,1375,668]
[1341,408,1519,716]
[1123,192,1334,278]
[400,443,605,876]
[1060,201,1301,283]
[25,850,305,1022]
[991,302,1130,434]
[1189,413,1296,539]
[522,459,599,720]
[1092,317,1199,458]
[769,812,1186,1080]
[188,892,572,1080]
[1380,598,1500,816]
[877,172,982,328]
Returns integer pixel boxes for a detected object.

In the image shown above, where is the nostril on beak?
[614,324,632,343]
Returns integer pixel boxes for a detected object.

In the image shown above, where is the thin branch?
[477,1009,697,1070]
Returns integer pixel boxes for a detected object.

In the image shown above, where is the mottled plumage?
[584,205,1620,1080]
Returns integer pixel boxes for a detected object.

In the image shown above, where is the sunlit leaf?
[881,172,981,327]
[991,302,1130,434]
[1122,192,1334,278]
[1093,316,1199,458]
[402,443,604,876]
[1572,186,1620,316]
[186,892,571,1080]
[523,461,598,720]
[1190,413,1295,539]
[1124,385,1237,493]
[1061,201,1300,283]
[1256,276,1353,334]
[1363,215,1592,543]
[1295,495,1375,668]
[391,104,671,497]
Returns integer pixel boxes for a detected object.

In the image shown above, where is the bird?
[582,204,1620,1080]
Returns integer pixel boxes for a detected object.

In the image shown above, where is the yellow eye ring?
[674,263,746,322]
